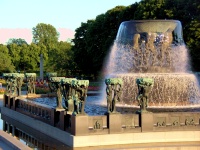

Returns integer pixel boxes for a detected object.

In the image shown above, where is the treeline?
[0,23,73,77]
[73,0,200,77]
[0,0,200,79]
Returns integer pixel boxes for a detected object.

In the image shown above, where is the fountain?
[1,20,200,149]
[105,20,200,107]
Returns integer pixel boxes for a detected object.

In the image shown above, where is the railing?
[16,99,55,126]
[3,94,200,136]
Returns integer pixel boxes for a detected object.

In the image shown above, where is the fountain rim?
[121,19,181,24]
[108,72,197,77]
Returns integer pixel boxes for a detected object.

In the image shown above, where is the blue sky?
[0,0,141,43]
[0,0,140,30]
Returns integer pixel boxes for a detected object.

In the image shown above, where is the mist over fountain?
[104,20,200,106]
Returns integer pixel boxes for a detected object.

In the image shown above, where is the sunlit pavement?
[81,142,200,150]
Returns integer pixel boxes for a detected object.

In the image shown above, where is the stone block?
[108,113,122,133]
[140,112,153,132]
[71,115,89,135]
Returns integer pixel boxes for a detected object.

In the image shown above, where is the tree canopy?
[72,0,200,76]
[3,23,73,75]
[7,38,28,45]
[32,23,59,48]
[0,44,15,73]
[1,0,200,78]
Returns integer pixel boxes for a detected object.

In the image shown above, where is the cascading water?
[104,20,200,106]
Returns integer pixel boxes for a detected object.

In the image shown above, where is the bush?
[89,82,101,87]
[0,88,5,94]
[88,82,101,91]
[0,78,6,86]
[35,87,50,94]
[88,86,100,91]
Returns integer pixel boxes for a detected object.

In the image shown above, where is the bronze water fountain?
[1,20,200,149]
[105,20,200,109]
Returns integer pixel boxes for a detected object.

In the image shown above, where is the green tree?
[72,0,200,75]
[49,41,73,76]
[0,44,15,73]
[72,6,127,77]
[7,38,28,45]
[32,23,59,72]
[134,0,166,19]
[187,19,200,71]
[19,43,41,72]
[18,43,30,72]
[7,43,21,70]
[118,3,139,21]
[6,38,28,71]
[72,21,95,76]
[171,0,200,71]
[86,6,127,75]
[32,23,59,49]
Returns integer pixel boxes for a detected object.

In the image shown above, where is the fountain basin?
[109,73,200,106]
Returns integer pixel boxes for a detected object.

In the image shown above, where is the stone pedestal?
[11,98,15,110]
[71,115,89,135]
[3,121,6,131]
[55,109,66,130]
[3,95,16,109]
[108,113,122,134]
[140,111,153,132]
[12,125,16,136]
[3,94,8,107]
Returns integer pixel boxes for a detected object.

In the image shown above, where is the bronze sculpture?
[25,73,36,94]
[136,78,154,111]
[49,77,65,110]
[49,77,89,114]
[71,79,89,115]
[105,78,123,113]
[3,73,24,96]
[56,82,64,109]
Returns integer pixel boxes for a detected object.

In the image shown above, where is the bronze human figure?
[136,78,154,111]
[105,78,123,113]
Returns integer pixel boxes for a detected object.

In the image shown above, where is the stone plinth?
[71,115,89,135]
[107,113,122,134]
[140,111,154,132]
